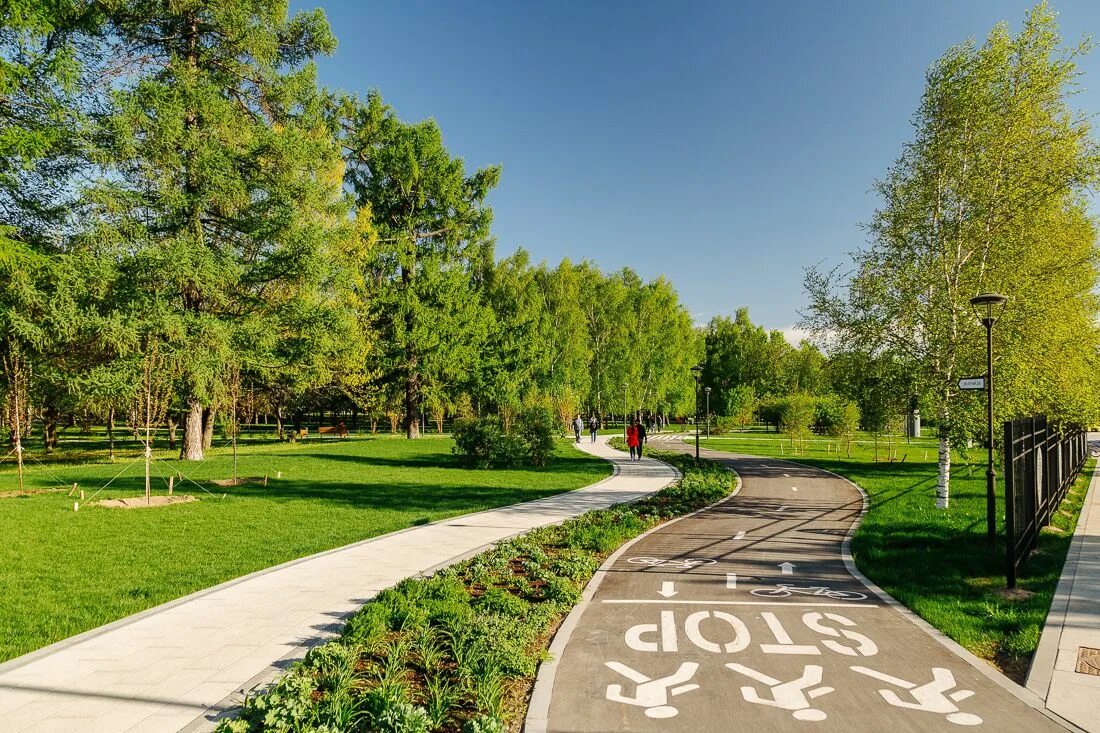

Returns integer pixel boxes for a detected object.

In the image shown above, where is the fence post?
[1004,419,1016,589]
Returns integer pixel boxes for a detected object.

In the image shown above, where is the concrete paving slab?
[1027,435,1100,732]
[530,442,1070,732]
[0,436,675,732]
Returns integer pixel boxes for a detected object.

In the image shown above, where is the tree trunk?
[936,429,952,509]
[201,406,215,451]
[43,403,58,453]
[107,407,116,461]
[275,405,284,441]
[167,414,177,450]
[181,398,204,460]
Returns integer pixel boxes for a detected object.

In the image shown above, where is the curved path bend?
[529,440,1074,733]
[0,437,676,733]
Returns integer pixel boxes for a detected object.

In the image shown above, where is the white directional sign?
[958,377,986,390]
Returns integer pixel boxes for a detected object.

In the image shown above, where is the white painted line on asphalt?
[779,505,789,511]
[734,530,746,540]
[792,487,798,492]
[727,573,738,589]
[601,600,879,608]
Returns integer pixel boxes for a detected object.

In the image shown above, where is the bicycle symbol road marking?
[750,585,868,601]
[627,557,719,569]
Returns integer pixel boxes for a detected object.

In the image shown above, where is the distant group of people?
[570,412,674,461]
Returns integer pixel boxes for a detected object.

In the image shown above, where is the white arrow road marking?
[658,581,677,598]
[792,487,798,492]
[779,562,796,575]
[734,530,746,540]
[727,573,738,589]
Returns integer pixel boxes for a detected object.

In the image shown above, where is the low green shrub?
[452,407,557,468]
[219,450,734,732]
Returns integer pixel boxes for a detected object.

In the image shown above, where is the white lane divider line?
[602,600,879,608]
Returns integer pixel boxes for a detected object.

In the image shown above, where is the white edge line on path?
[747,450,1089,733]
[188,440,676,732]
[523,453,741,733]
[600,600,878,608]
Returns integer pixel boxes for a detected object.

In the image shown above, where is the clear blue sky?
[293,0,1100,337]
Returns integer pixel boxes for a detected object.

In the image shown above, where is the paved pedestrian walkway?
[0,437,677,733]
[1026,434,1100,732]
[528,442,1073,732]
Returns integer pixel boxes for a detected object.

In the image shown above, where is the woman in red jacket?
[626,422,639,461]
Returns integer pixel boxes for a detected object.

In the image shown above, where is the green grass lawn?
[0,435,611,663]
[699,431,1092,682]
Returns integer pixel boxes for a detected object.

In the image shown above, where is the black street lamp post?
[705,387,712,438]
[623,382,628,436]
[691,365,703,460]
[970,292,1008,545]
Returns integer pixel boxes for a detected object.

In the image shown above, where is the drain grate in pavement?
[1077,647,1100,676]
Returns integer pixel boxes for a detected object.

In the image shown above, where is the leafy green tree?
[805,4,1100,506]
[343,92,499,439]
[0,1,101,455]
[838,400,861,456]
[83,0,348,460]
[725,384,756,431]
[780,393,815,454]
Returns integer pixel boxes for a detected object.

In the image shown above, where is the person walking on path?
[589,415,599,443]
[635,418,647,460]
[626,422,639,460]
[573,415,583,444]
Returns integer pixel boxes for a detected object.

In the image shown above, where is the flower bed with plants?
[217,451,734,733]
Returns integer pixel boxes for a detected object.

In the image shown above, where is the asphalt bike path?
[532,441,1070,732]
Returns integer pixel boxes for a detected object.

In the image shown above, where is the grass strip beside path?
[0,437,610,663]
[700,433,1093,682]
[218,451,735,733]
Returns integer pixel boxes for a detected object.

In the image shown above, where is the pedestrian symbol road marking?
[851,666,982,726]
[604,661,700,719]
[726,663,834,721]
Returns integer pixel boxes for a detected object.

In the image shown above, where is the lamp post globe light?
[691,364,704,460]
[704,385,712,435]
[970,292,1007,545]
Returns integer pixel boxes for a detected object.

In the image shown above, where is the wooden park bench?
[318,422,349,439]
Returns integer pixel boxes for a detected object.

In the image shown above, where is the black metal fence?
[1003,415,1087,587]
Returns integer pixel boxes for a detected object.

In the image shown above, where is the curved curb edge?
[523,457,741,733]
[749,452,1087,733]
